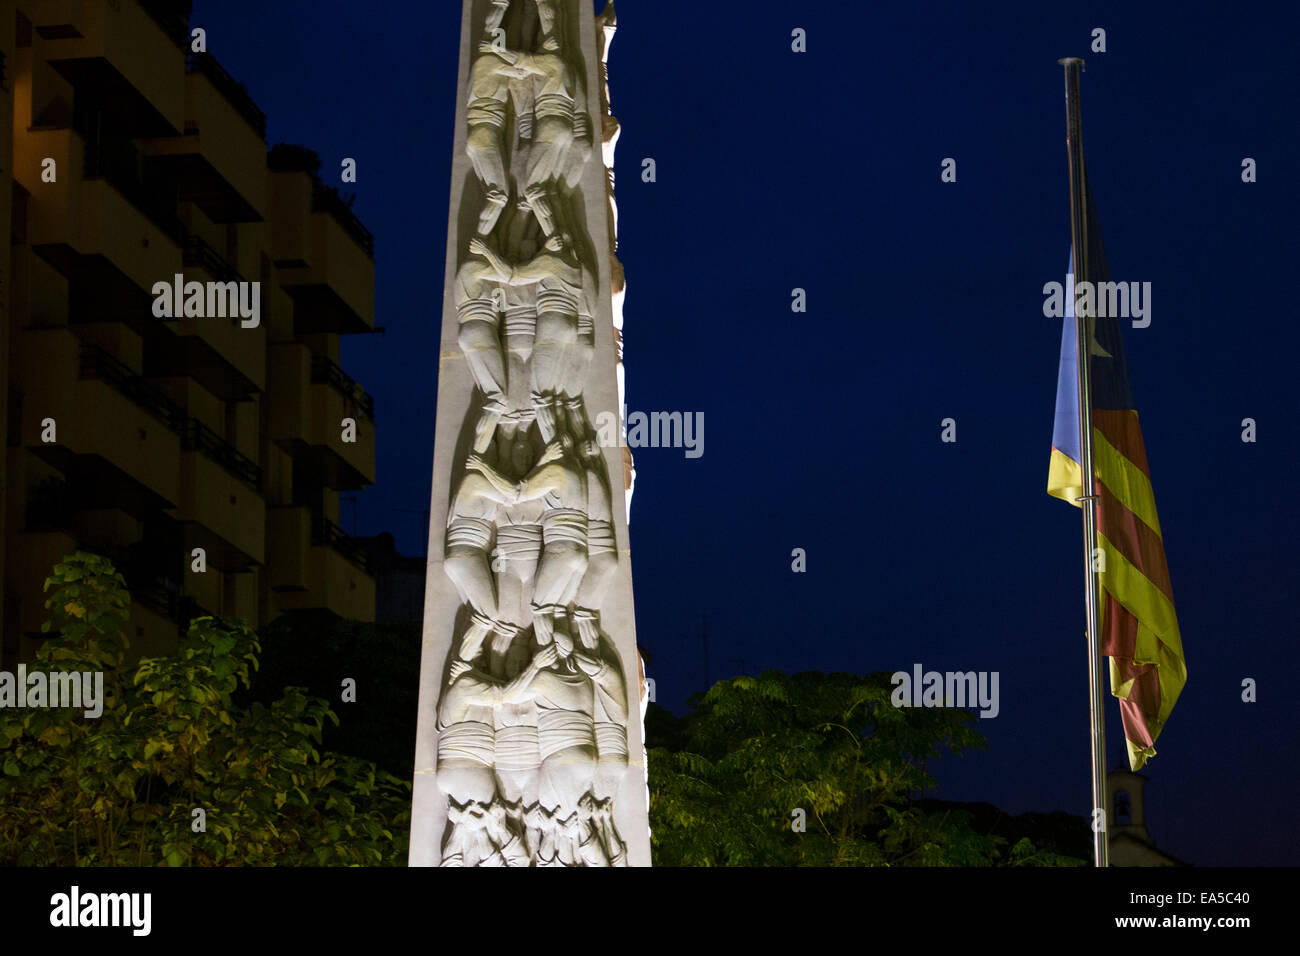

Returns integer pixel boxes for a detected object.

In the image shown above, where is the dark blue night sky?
[195,0,1300,865]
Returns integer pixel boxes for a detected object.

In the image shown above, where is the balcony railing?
[311,513,373,573]
[312,184,374,258]
[79,345,261,491]
[82,129,187,246]
[310,354,375,421]
[183,234,243,283]
[128,576,201,628]
[80,344,187,432]
[180,417,262,491]
[186,51,267,139]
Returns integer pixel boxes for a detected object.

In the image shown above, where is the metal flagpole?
[1059,56,1109,868]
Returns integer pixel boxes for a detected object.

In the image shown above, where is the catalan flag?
[1047,183,1187,771]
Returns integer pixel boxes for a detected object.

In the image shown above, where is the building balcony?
[178,236,266,396]
[312,184,373,258]
[269,507,374,621]
[82,129,188,246]
[128,591,194,660]
[9,513,199,655]
[18,329,184,506]
[185,51,266,140]
[268,344,376,489]
[71,506,145,558]
[137,52,267,223]
[306,363,376,488]
[179,416,261,491]
[74,341,262,495]
[272,179,375,335]
[19,333,265,514]
[310,513,373,573]
[182,232,239,283]
[136,0,191,50]
[29,1,86,41]
[19,127,181,320]
[20,480,142,563]
[36,0,186,137]
[311,354,375,421]
[145,235,265,401]
[173,434,265,569]
[125,575,198,629]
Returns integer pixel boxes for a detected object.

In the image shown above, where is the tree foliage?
[647,671,1086,867]
[0,552,410,866]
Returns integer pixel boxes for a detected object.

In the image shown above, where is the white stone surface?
[410,0,649,867]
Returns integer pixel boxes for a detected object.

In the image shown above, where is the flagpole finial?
[1058,57,1085,69]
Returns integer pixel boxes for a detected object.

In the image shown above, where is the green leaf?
[0,550,412,868]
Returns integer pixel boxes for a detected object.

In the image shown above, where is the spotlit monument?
[409,0,650,867]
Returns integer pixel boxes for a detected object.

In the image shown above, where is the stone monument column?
[410,0,649,867]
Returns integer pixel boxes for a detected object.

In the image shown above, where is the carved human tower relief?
[418,0,641,867]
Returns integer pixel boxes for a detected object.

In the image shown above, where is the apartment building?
[0,0,377,666]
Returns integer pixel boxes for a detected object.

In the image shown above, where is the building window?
[1115,790,1131,825]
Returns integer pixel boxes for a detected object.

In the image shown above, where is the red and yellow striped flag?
[1047,188,1187,771]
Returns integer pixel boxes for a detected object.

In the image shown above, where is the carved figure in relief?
[466,46,532,235]
[498,232,594,409]
[498,51,588,232]
[486,419,543,631]
[561,302,596,401]
[456,241,512,447]
[435,619,512,864]
[587,633,630,864]
[444,435,517,620]
[431,0,638,867]
[532,0,560,50]
[500,284,538,409]
[466,426,583,632]
[574,435,618,611]
[525,643,599,865]
[492,629,542,858]
[459,235,584,432]
[522,424,589,637]
[437,633,557,866]
[435,620,496,814]
[485,0,511,36]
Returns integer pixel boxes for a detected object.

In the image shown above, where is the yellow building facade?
[1,0,377,665]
